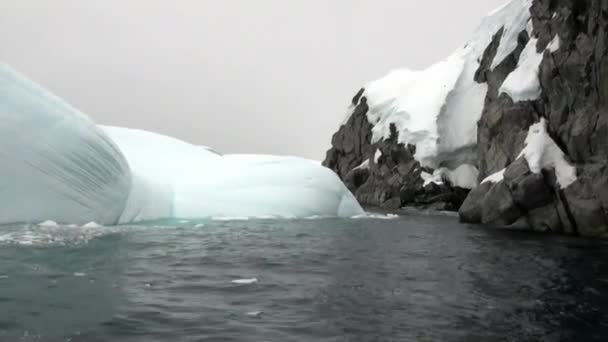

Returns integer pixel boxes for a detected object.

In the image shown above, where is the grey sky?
[1,0,506,159]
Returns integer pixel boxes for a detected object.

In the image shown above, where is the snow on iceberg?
[350,0,533,179]
[0,64,131,225]
[103,126,364,221]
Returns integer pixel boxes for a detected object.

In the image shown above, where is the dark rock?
[459,181,493,223]
[527,204,563,233]
[481,181,524,225]
[503,158,553,211]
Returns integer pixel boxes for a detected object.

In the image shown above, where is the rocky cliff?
[323,0,608,237]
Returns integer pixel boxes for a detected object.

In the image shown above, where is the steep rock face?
[324,0,608,237]
[461,0,608,237]
[324,95,469,210]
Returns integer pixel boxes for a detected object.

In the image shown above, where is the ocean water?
[1,213,607,342]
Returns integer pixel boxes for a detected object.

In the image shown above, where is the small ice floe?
[246,311,263,317]
[231,278,258,285]
[82,222,102,228]
[179,220,190,224]
[73,272,87,277]
[38,220,59,227]
[194,224,205,228]
[212,216,250,221]
[351,213,399,220]
[0,275,8,279]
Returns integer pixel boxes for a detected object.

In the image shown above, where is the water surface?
[1,213,607,341]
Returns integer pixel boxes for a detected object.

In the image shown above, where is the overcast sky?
[1,0,506,159]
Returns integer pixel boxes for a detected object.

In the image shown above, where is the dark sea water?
[1,212,608,342]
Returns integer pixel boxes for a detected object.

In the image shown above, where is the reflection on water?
[0,215,607,341]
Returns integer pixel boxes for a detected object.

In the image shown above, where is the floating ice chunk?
[73,272,87,277]
[194,224,205,228]
[38,220,59,227]
[246,311,263,317]
[212,216,250,221]
[82,222,103,228]
[518,119,577,188]
[231,278,258,285]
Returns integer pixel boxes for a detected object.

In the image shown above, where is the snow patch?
[518,119,577,188]
[374,149,382,163]
[354,159,370,171]
[491,1,534,69]
[421,165,479,189]
[547,34,561,52]
[482,169,506,184]
[499,34,561,102]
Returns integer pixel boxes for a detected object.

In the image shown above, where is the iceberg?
[0,64,363,225]
[0,64,131,225]
[103,126,364,222]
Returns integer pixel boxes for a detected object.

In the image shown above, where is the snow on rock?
[360,0,533,168]
[374,149,382,163]
[482,168,506,184]
[490,0,533,69]
[499,37,544,102]
[353,159,370,171]
[421,165,479,189]
[421,171,443,187]
[447,164,480,189]
[518,119,577,189]
[0,64,131,225]
[499,34,561,102]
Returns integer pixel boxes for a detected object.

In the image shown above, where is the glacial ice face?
[102,126,365,221]
[0,64,131,225]
[354,0,533,174]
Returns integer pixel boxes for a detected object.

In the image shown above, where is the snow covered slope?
[103,126,364,221]
[359,0,532,168]
[0,64,131,225]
